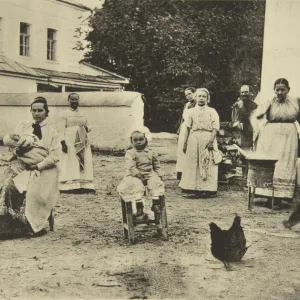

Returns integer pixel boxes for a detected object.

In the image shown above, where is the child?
[117,129,165,223]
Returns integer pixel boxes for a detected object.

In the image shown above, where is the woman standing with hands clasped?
[179,88,220,198]
[58,93,95,193]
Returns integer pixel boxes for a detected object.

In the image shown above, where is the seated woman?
[0,97,60,237]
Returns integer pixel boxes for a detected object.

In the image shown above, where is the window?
[47,29,57,61]
[20,22,30,56]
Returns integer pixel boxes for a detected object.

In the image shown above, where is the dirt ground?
[0,135,300,300]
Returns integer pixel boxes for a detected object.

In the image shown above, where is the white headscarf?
[194,88,211,103]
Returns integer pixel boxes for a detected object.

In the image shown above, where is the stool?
[247,157,278,212]
[121,196,168,244]
[248,184,275,212]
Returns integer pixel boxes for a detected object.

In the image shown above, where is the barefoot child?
[117,129,165,222]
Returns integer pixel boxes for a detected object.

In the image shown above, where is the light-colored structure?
[0,91,144,151]
[0,0,129,93]
[260,0,300,103]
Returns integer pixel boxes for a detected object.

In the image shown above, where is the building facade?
[0,0,128,93]
[260,0,300,101]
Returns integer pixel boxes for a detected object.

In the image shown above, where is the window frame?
[20,22,30,57]
[47,28,57,61]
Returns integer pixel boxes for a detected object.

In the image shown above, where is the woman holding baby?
[0,97,60,238]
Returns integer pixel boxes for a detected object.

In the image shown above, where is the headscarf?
[194,88,211,103]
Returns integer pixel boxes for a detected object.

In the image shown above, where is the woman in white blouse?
[0,97,60,236]
[179,88,220,198]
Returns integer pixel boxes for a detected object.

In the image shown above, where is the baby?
[117,129,165,225]
[7,133,48,168]
[0,133,49,219]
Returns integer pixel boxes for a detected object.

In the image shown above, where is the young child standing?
[117,129,165,223]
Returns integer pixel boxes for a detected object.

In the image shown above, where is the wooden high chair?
[120,188,168,244]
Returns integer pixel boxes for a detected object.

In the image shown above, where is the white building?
[0,0,129,93]
[0,0,146,151]
[260,0,300,102]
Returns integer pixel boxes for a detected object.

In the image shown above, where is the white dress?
[1,120,60,232]
[176,103,193,173]
[179,105,220,192]
[58,108,94,191]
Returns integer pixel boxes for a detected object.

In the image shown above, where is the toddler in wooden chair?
[117,128,165,221]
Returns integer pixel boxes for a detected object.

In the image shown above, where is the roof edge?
[80,61,130,83]
[55,0,91,11]
[0,70,48,80]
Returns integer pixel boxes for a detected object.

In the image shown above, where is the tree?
[82,0,265,132]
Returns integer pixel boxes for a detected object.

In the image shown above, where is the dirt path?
[0,138,300,300]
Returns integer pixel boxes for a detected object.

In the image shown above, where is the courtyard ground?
[0,134,299,300]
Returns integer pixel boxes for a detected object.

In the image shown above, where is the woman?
[255,78,300,206]
[179,88,220,197]
[58,93,95,192]
[0,97,60,237]
[176,87,196,180]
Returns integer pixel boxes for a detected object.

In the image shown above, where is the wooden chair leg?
[248,186,255,211]
[248,186,252,211]
[125,201,135,244]
[159,196,168,239]
[48,210,54,231]
[121,198,128,239]
[271,187,274,212]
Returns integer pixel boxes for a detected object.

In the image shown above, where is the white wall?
[260,0,300,102]
[0,105,142,151]
[0,75,37,93]
[0,0,86,73]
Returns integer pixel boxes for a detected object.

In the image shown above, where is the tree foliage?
[82,0,265,132]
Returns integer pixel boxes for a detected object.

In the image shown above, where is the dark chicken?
[209,215,249,270]
[283,203,300,229]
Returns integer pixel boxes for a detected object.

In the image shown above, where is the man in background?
[231,85,257,150]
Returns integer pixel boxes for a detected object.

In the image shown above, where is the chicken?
[283,203,300,230]
[209,215,250,270]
